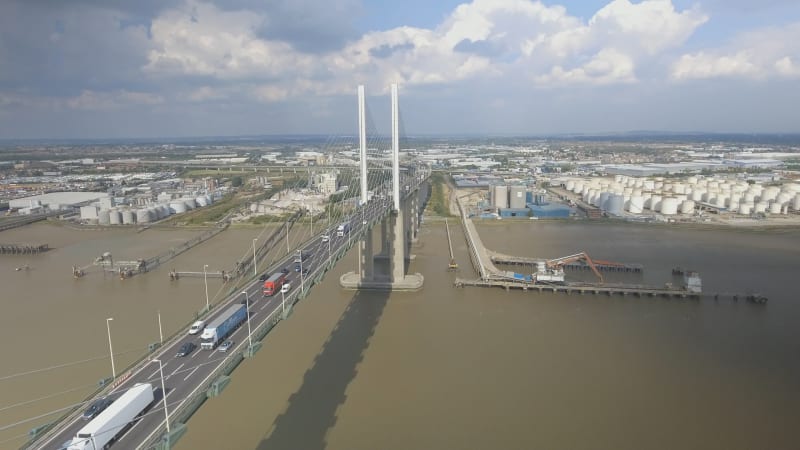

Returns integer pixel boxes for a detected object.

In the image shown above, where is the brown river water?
[1,220,799,449]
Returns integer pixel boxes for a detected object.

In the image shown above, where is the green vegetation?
[231,176,243,187]
[426,172,452,217]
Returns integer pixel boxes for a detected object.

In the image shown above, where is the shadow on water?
[257,288,390,450]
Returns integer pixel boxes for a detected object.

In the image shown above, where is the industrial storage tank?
[98,209,111,225]
[136,208,152,223]
[205,194,213,205]
[647,195,662,211]
[170,201,187,214]
[793,194,800,211]
[183,198,197,210]
[739,204,752,215]
[598,192,611,210]
[109,208,122,225]
[714,195,728,209]
[493,186,509,209]
[196,196,209,207]
[121,209,135,225]
[566,180,576,191]
[769,202,783,214]
[628,196,644,213]
[509,186,527,209]
[607,194,624,216]
[661,197,679,215]
[690,190,705,202]
[754,202,768,213]
[680,200,695,214]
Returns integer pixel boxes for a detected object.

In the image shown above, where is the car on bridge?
[294,264,309,275]
[188,320,205,335]
[281,282,291,294]
[81,397,112,420]
[176,341,196,357]
[218,340,234,353]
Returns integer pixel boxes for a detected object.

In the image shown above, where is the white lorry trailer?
[67,383,154,450]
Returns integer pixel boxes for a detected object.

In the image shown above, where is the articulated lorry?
[200,304,247,350]
[67,383,154,450]
[336,222,351,237]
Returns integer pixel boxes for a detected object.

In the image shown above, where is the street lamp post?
[252,239,258,277]
[157,310,163,345]
[106,318,116,381]
[242,291,253,348]
[281,289,286,315]
[151,359,170,433]
[285,222,290,254]
[203,264,209,312]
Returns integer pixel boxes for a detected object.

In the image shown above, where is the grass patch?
[426,172,452,217]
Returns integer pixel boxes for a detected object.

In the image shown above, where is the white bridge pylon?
[341,84,424,291]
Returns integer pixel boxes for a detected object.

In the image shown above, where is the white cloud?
[65,90,164,110]
[671,22,800,80]
[140,0,708,98]
[536,48,637,85]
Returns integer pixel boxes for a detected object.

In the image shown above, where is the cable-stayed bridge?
[22,84,430,450]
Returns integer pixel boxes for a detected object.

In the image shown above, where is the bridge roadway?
[34,169,428,450]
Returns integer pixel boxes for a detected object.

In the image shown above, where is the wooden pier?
[0,243,49,255]
[454,278,767,304]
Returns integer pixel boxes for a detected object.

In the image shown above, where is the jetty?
[453,196,767,304]
[1,243,49,255]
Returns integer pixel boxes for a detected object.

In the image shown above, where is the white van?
[281,283,291,294]
[188,320,205,335]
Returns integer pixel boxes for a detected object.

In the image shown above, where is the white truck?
[68,383,154,450]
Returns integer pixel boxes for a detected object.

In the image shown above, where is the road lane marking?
[183,366,199,381]
[148,368,159,380]
[167,363,183,379]
[190,348,202,359]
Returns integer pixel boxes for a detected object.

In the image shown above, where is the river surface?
[1,220,799,449]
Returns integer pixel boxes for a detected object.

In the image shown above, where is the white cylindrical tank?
[793,194,800,211]
[98,209,111,225]
[776,192,792,204]
[738,204,752,215]
[715,195,728,209]
[109,208,122,225]
[121,209,135,224]
[628,196,644,213]
[598,192,611,210]
[769,202,783,214]
[196,196,209,207]
[649,195,663,211]
[643,180,655,190]
[607,194,624,216]
[509,186,526,209]
[493,186,508,209]
[680,200,695,214]
[661,197,679,215]
[170,201,187,214]
[136,208,152,223]
[566,180,576,191]
[691,190,705,202]
[754,202,768,213]
[183,198,197,210]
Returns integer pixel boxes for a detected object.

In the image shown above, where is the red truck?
[262,273,287,296]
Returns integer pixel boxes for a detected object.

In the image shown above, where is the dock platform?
[454,278,767,304]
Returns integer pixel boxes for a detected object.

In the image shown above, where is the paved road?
[36,168,428,450]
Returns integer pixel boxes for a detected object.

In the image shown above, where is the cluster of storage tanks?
[94,195,215,225]
[489,185,529,209]
[563,175,800,217]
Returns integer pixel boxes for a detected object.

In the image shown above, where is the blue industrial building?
[499,208,531,218]
[528,203,571,218]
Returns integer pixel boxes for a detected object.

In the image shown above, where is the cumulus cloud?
[671,22,800,80]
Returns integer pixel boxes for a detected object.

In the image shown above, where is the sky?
[1,0,800,139]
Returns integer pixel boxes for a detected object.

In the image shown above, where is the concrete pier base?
[340,272,424,291]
